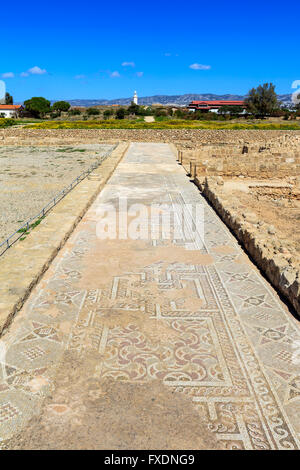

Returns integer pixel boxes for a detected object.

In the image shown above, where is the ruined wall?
[1,128,300,148]
[196,176,300,316]
[181,134,300,179]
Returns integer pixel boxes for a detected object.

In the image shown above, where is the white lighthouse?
[133,90,138,105]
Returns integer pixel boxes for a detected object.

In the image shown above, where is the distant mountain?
[52,93,293,108]
[16,93,292,108]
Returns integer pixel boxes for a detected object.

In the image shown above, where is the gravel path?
[0,144,114,243]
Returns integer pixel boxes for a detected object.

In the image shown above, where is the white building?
[133,91,138,105]
[0,105,23,118]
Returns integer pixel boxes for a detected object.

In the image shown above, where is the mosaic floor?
[0,143,299,449]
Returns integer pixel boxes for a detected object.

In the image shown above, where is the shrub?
[68,109,82,116]
[154,108,167,117]
[86,107,100,116]
[49,111,60,119]
[0,118,16,128]
[154,115,169,121]
[103,109,114,119]
[116,108,126,119]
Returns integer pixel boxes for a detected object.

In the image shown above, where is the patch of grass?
[55,147,74,152]
[17,217,44,235]
[25,119,300,130]
[55,147,87,153]
[30,219,42,229]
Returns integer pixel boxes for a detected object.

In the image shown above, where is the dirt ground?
[0,144,113,243]
[219,178,300,263]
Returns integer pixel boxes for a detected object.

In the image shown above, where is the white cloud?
[189,63,211,70]
[136,71,144,77]
[110,71,120,78]
[75,74,86,79]
[164,53,172,57]
[20,66,47,77]
[122,61,135,67]
[28,66,47,75]
[2,72,14,78]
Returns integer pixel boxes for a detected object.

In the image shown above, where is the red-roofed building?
[188,100,246,113]
[0,105,23,118]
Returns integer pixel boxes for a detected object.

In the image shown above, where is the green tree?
[68,108,82,116]
[86,107,100,116]
[143,107,153,116]
[5,92,13,105]
[103,109,114,119]
[175,109,184,118]
[52,101,71,113]
[154,108,167,117]
[24,97,51,118]
[127,102,140,115]
[245,83,278,117]
[116,108,125,119]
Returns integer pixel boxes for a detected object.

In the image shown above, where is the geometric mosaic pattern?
[0,402,20,424]
[0,143,299,449]
[21,346,46,362]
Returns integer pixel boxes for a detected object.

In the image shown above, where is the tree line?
[4,83,300,120]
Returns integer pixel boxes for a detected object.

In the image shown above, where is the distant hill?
[16,93,292,108]
[52,93,293,108]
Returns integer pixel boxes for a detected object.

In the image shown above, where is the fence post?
[193,164,198,181]
[189,158,196,177]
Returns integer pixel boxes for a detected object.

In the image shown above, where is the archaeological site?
[0,126,299,451]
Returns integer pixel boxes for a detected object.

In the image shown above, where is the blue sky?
[1,0,300,102]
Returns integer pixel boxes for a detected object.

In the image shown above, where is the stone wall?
[181,134,300,179]
[195,176,300,316]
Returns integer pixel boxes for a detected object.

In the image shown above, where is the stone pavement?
[0,143,300,449]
